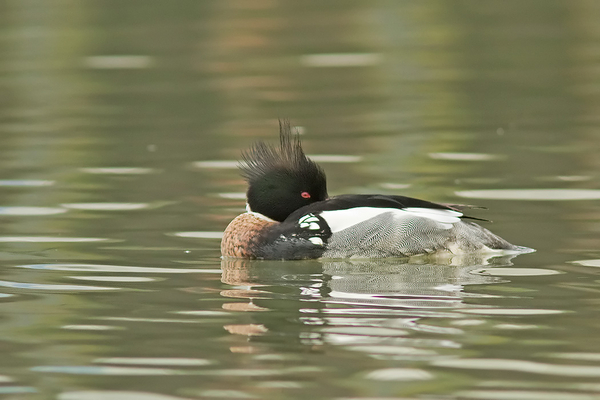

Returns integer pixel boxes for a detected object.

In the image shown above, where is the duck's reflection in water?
[220,254,520,352]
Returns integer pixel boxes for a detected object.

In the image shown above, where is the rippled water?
[2,1,600,399]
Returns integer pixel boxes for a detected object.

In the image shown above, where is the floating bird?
[221,121,531,260]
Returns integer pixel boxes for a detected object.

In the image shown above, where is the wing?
[319,206,462,233]
[286,194,488,224]
[281,194,499,258]
[298,195,469,257]
[319,208,459,258]
[313,194,453,212]
[254,213,332,260]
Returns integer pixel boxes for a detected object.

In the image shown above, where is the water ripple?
[380,183,411,190]
[199,389,260,398]
[549,353,600,361]
[62,203,150,211]
[0,180,54,187]
[459,308,565,316]
[192,160,238,169]
[193,155,361,170]
[433,358,600,377]
[172,231,223,239]
[217,193,246,199]
[300,53,382,67]
[94,358,212,367]
[32,366,186,375]
[320,326,408,337]
[17,263,216,274]
[0,207,67,215]
[456,189,600,201]
[0,280,117,291]
[472,268,562,276]
[83,55,154,69]
[307,155,362,163]
[175,310,230,316]
[100,317,204,324]
[60,392,190,400]
[455,390,599,400]
[69,276,156,282]
[365,368,433,381]
[79,168,155,175]
[0,236,108,243]
[0,387,37,394]
[347,345,438,358]
[320,308,461,318]
[571,259,600,268]
[429,152,504,161]
[62,325,123,331]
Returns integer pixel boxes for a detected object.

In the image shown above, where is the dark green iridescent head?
[240,120,328,222]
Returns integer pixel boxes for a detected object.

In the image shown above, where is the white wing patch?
[320,208,391,233]
[320,207,462,233]
[308,237,324,246]
[298,214,322,230]
[401,207,462,225]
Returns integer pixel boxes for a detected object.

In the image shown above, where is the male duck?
[221,121,530,260]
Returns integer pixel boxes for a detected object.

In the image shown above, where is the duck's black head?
[240,120,328,222]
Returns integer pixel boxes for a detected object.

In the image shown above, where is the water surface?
[1,1,600,399]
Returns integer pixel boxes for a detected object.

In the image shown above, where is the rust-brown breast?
[221,213,278,258]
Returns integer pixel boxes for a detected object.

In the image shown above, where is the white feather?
[402,207,462,224]
[308,237,324,246]
[320,207,462,233]
[320,208,391,233]
[245,204,276,222]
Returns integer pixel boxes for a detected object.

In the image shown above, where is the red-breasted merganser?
[221,121,532,260]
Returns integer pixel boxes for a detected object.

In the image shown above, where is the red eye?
[301,192,311,199]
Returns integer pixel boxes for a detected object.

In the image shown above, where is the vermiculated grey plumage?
[321,211,522,258]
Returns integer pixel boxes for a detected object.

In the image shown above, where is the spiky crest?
[240,120,317,184]
[239,120,328,222]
